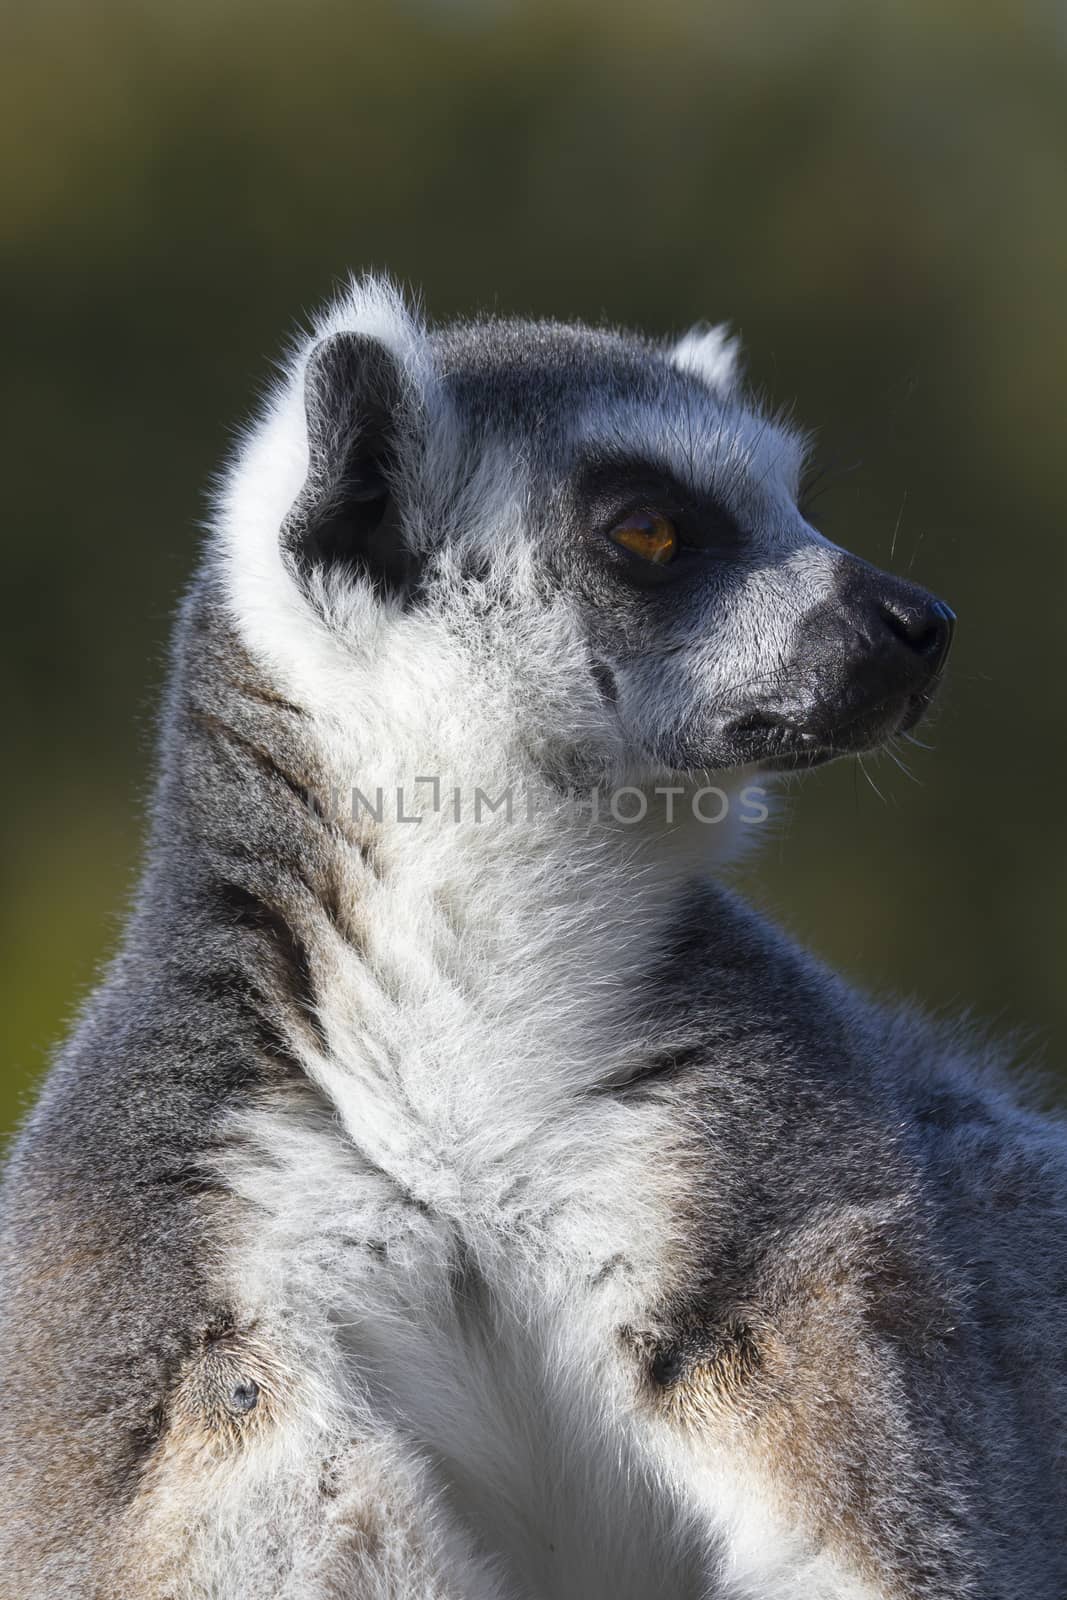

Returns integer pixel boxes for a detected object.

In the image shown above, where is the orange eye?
[609,511,679,564]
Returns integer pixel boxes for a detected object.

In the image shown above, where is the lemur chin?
[1,277,1063,1600]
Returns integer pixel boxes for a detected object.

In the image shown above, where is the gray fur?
[1,280,1064,1599]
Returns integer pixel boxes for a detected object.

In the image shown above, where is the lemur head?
[216,278,953,787]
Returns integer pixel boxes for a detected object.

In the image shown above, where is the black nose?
[877,593,956,674]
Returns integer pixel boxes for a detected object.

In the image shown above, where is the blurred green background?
[3,0,1066,1138]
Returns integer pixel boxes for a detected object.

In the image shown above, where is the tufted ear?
[670,322,741,397]
[282,331,415,598]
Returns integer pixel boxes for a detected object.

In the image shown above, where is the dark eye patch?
[570,454,744,587]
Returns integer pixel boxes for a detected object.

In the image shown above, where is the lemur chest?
[219,872,925,1599]
[219,1077,908,1600]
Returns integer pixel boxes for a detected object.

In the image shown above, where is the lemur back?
[2,280,1066,1600]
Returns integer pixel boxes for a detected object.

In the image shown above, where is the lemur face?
[547,386,955,777]
[245,283,952,781]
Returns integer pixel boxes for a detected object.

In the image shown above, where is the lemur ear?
[669,323,741,397]
[282,331,415,597]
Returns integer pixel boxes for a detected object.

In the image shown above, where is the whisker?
[906,526,927,574]
[798,454,864,522]
[889,489,908,566]
[884,739,921,784]
[857,755,888,805]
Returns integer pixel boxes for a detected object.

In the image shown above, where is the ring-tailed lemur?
[2,278,1065,1600]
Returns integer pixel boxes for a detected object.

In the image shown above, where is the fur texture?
[1,279,1065,1599]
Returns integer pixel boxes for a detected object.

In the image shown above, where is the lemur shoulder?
[2,279,1066,1600]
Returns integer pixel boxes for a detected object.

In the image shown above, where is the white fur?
[671,322,742,396]
[210,278,442,718]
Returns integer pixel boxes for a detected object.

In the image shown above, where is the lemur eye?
[608,512,678,564]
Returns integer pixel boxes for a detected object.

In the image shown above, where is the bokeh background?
[3,0,1067,1138]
